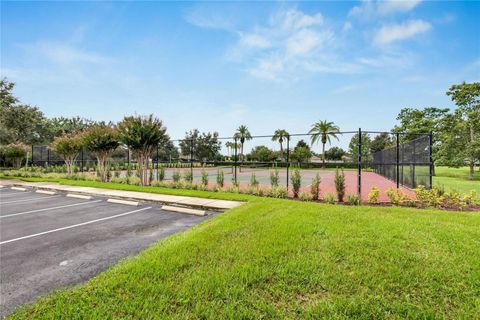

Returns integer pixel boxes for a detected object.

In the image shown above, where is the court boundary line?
[0,207,152,245]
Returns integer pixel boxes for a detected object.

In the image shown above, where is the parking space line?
[1,200,103,219]
[0,191,33,198]
[1,195,60,205]
[0,207,152,245]
[11,187,27,191]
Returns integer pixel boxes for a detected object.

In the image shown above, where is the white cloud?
[374,19,431,45]
[349,0,422,19]
[23,41,110,65]
[239,33,270,49]
[271,9,323,31]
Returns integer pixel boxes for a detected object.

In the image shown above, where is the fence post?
[47,148,51,167]
[286,136,290,191]
[429,132,433,189]
[396,133,400,188]
[31,145,34,167]
[190,139,194,178]
[127,148,130,170]
[156,145,159,180]
[412,139,416,188]
[81,149,84,172]
[358,128,362,196]
[234,138,238,185]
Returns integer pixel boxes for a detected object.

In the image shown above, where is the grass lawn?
[8,198,480,319]
[433,166,480,195]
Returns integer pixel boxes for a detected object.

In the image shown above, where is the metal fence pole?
[429,132,433,189]
[81,149,84,172]
[127,148,131,169]
[47,148,51,167]
[31,145,34,167]
[156,145,159,180]
[286,136,290,190]
[396,133,400,188]
[358,128,362,196]
[234,138,238,185]
[412,139,416,188]
[190,139,194,178]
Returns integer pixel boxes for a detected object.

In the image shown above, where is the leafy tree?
[324,146,346,161]
[117,115,167,186]
[234,125,252,162]
[49,116,95,137]
[291,146,312,163]
[295,140,310,150]
[348,133,372,161]
[272,129,289,159]
[443,82,480,179]
[309,120,340,167]
[370,133,393,154]
[248,145,275,162]
[179,129,221,161]
[0,144,27,168]
[83,125,119,182]
[51,133,85,175]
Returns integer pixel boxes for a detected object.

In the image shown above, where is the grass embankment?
[433,166,480,195]
[8,198,480,319]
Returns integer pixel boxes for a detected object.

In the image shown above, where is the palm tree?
[309,120,340,168]
[234,125,252,162]
[272,129,289,159]
[225,141,234,159]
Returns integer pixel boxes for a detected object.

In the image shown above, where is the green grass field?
[8,198,480,319]
[433,166,480,195]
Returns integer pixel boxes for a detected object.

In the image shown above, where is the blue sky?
[1,0,479,142]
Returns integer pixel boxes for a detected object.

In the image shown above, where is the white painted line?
[11,187,27,191]
[1,195,60,205]
[66,194,92,200]
[36,190,56,195]
[1,200,103,219]
[107,198,139,206]
[0,185,4,189]
[0,191,32,198]
[0,207,152,245]
[161,205,206,216]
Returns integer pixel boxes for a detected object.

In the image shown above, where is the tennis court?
[0,187,213,317]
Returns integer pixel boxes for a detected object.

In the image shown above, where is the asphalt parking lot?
[0,187,214,317]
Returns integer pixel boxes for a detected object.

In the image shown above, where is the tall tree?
[51,133,85,175]
[179,129,221,161]
[117,115,167,186]
[370,133,393,154]
[49,116,95,137]
[272,129,289,159]
[234,125,252,162]
[348,132,372,161]
[308,120,340,167]
[83,125,119,182]
[445,82,480,179]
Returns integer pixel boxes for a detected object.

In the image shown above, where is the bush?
[158,167,165,181]
[172,170,181,183]
[184,170,193,183]
[310,173,321,200]
[249,173,259,187]
[201,169,208,186]
[299,192,311,201]
[110,176,128,184]
[368,187,380,204]
[270,170,279,188]
[324,193,336,204]
[291,169,301,198]
[334,168,345,202]
[216,169,224,188]
[386,187,409,206]
[347,194,361,205]
[267,186,288,199]
[1,144,27,168]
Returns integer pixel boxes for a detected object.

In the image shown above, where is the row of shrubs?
[1,168,478,209]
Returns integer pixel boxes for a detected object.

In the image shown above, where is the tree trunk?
[322,143,325,168]
[470,161,475,180]
[280,143,283,160]
[241,144,244,162]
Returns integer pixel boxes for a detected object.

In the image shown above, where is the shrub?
[324,193,336,204]
[1,144,27,168]
[158,167,165,181]
[347,194,361,205]
[291,169,301,198]
[386,187,409,206]
[334,168,345,202]
[368,187,380,204]
[270,169,279,188]
[172,170,181,183]
[267,186,288,198]
[310,173,321,200]
[249,173,259,187]
[110,176,128,184]
[201,169,208,186]
[245,186,263,196]
[216,169,224,187]
[127,176,141,185]
[299,192,311,201]
[184,170,193,183]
